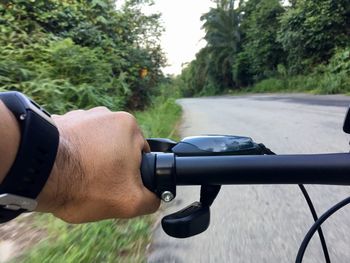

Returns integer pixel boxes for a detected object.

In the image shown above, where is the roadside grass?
[227,73,350,96]
[15,98,181,263]
[135,97,181,138]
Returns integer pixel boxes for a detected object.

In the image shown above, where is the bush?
[327,47,350,74]
[317,72,350,94]
[250,73,350,95]
[0,38,129,113]
[0,0,165,111]
[251,78,285,92]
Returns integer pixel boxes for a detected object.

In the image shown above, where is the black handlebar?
[176,153,350,185]
[141,152,350,195]
[140,133,350,241]
[141,111,350,252]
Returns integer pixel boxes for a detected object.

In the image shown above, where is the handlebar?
[141,152,350,195]
[141,108,350,257]
[140,134,350,241]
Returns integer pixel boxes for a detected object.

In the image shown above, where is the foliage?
[0,1,181,262]
[249,47,350,95]
[236,0,285,84]
[200,0,240,91]
[0,0,166,111]
[136,98,181,139]
[327,47,350,75]
[250,72,350,95]
[178,0,350,96]
[277,0,350,74]
[179,48,214,96]
[18,216,151,263]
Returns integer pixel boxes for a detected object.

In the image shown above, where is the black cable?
[296,196,350,263]
[298,184,330,263]
[259,144,330,263]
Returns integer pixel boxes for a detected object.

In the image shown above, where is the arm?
[1,102,159,223]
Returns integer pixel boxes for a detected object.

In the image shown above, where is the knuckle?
[89,106,110,113]
[115,111,135,120]
[113,111,138,129]
[64,109,85,117]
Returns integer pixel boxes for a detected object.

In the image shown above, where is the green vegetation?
[173,0,350,96]
[0,0,165,111]
[18,216,152,263]
[4,0,349,261]
[249,47,350,94]
[1,0,182,262]
[136,98,181,139]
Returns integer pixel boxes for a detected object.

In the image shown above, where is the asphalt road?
[147,94,350,263]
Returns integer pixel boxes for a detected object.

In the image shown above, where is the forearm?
[0,101,20,184]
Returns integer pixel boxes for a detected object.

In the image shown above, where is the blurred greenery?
[4,0,350,261]
[1,0,182,262]
[172,0,350,96]
[0,0,166,111]
[18,216,152,263]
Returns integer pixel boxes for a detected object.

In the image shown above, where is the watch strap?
[0,92,59,223]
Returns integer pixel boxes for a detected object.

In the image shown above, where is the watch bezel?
[13,92,56,127]
[0,193,37,211]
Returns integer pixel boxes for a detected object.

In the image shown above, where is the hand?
[36,107,160,223]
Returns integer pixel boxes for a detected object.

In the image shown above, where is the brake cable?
[296,196,350,263]
[259,144,331,263]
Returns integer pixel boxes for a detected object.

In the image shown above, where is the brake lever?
[162,185,221,238]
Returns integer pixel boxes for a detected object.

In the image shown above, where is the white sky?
[145,1,215,75]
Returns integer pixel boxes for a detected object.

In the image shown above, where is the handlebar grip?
[141,153,157,193]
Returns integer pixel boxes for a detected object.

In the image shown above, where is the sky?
[144,1,215,75]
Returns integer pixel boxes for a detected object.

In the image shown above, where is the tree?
[236,0,285,84]
[200,0,241,90]
[0,0,166,110]
[278,0,350,73]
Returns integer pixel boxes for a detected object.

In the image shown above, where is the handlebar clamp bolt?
[161,191,174,202]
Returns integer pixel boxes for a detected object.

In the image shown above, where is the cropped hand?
[36,107,160,223]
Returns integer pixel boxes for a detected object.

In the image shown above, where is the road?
[147,94,350,263]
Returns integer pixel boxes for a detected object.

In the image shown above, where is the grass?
[15,98,182,263]
[227,72,350,96]
[135,97,181,139]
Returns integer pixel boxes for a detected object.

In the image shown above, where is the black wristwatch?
[0,92,59,223]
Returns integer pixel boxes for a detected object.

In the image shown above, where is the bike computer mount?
[145,135,265,238]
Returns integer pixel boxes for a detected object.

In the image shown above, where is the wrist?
[35,133,71,213]
[35,127,83,215]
